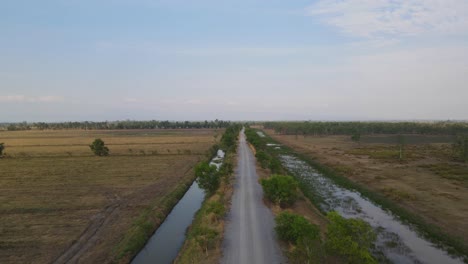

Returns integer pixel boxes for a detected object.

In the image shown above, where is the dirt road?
[221,129,285,264]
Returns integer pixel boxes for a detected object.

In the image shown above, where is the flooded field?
[280,154,464,264]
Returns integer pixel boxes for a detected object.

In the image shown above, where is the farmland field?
[0,129,219,263]
[264,129,468,248]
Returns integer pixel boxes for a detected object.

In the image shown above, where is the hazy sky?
[1,0,468,122]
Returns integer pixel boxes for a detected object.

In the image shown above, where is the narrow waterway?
[132,150,225,264]
[279,154,464,264]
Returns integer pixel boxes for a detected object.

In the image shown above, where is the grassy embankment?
[254,128,468,263]
[175,125,242,264]
[0,129,218,264]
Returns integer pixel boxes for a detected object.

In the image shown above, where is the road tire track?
[221,129,285,264]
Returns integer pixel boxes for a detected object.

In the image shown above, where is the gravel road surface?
[221,129,285,264]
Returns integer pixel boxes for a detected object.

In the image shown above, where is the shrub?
[192,226,218,254]
[0,143,4,157]
[275,211,319,244]
[261,174,298,207]
[325,211,377,264]
[255,150,270,168]
[195,162,220,195]
[89,138,109,156]
[268,158,283,174]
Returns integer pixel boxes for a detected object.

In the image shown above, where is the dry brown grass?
[0,129,218,264]
[264,129,468,246]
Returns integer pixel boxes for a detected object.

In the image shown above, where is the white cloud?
[307,0,468,38]
[0,95,64,103]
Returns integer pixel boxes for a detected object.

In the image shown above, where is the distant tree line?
[1,119,232,131]
[264,121,468,136]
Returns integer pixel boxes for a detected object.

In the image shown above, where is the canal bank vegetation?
[113,178,196,262]
[175,124,241,264]
[247,127,378,264]
[251,126,468,263]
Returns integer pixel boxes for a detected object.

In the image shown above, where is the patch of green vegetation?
[332,164,356,176]
[347,147,399,160]
[0,142,4,157]
[420,163,468,183]
[346,145,427,162]
[205,201,225,222]
[89,138,109,156]
[381,187,415,201]
[190,226,219,255]
[326,211,377,264]
[274,211,324,263]
[274,211,377,264]
[255,150,270,168]
[275,211,319,244]
[261,175,298,208]
[195,162,220,195]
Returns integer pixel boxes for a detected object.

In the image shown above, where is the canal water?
[279,154,463,264]
[132,150,225,264]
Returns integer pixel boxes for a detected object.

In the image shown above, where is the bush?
[0,143,4,156]
[261,174,298,207]
[255,150,270,168]
[195,162,220,195]
[89,138,109,156]
[268,158,283,174]
[275,211,319,244]
[191,226,218,254]
[325,211,377,264]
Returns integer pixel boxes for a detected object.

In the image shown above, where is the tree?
[275,211,323,264]
[275,211,319,244]
[325,211,377,264]
[195,162,219,195]
[0,143,4,157]
[260,174,298,207]
[89,138,109,156]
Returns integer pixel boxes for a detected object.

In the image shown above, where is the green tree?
[275,211,319,244]
[275,211,325,263]
[195,162,220,195]
[325,211,377,264]
[0,143,4,157]
[260,174,298,207]
[89,138,109,156]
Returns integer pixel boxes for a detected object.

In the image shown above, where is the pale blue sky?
[1,0,468,121]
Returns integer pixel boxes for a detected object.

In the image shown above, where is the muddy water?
[132,150,225,264]
[279,154,463,264]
